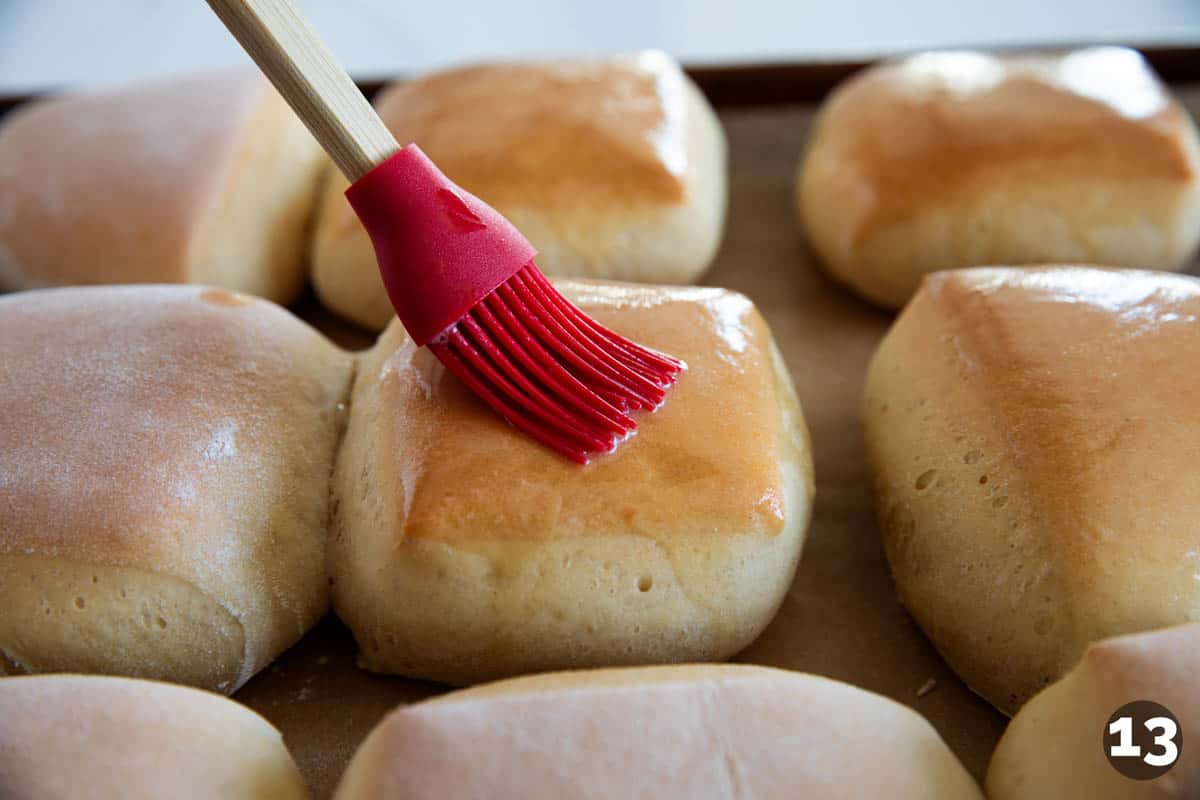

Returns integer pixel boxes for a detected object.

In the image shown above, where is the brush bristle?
[427,264,685,463]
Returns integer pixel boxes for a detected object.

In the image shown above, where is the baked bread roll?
[334,664,983,799]
[798,47,1200,309]
[312,52,727,330]
[863,266,1200,714]
[330,281,813,684]
[0,674,308,799]
[0,286,352,692]
[987,623,1200,799]
[0,69,324,303]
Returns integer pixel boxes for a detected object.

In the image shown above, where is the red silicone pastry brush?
[207,0,684,464]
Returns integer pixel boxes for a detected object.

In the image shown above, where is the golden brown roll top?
[312,52,728,330]
[0,286,352,692]
[0,70,324,302]
[334,665,983,800]
[0,674,309,800]
[864,266,1200,713]
[374,283,795,542]
[371,55,690,207]
[329,280,813,684]
[799,48,1200,308]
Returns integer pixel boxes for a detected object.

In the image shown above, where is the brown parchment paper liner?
[237,93,1200,798]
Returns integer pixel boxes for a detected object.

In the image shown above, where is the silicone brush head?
[346,145,685,464]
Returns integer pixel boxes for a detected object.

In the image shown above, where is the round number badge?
[1104,700,1182,780]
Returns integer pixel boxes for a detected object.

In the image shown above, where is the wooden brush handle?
[207,0,399,181]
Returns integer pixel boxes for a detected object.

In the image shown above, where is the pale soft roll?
[988,623,1200,799]
[312,52,728,330]
[0,69,324,303]
[334,664,983,799]
[864,266,1200,714]
[798,47,1200,309]
[0,674,308,800]
[0,286,353,692]
[329,281,813,684]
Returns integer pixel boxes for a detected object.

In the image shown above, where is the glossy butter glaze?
[371,281,790,544]
[866,266,1200,710]
[931,268,1200,550]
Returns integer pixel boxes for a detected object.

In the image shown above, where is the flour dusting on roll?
[0,674,308,800]
[0,70,325,303]
[0,286,352,692]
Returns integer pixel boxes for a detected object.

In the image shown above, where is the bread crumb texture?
[865,267,1200,713]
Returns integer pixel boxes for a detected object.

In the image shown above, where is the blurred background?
[1,0,1198,93]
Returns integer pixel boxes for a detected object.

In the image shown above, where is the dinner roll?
[330,281,813,684]
[987,623,1200,799]
[312,52,727,330]
[798,48,1200,309]
[334,664,983,799]
[0,69,324,303]
[0,286,352,692]
[0,674,308,799]
[863,267,1200,714]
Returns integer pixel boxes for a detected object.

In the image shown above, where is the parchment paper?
[237,91,1200,798]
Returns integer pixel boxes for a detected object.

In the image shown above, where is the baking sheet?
[0,82,1187,797]
[242,89,1200,797]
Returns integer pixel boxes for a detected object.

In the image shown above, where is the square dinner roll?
[987,623,1200,799]
[312,52,728,330]
[334,664,983,799]
[0,70,324,304]
[0,286,353,692]
[0,675,308,799]
[329,282,813,684]
[863,267,1200,714]
[798,48,1200,309]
